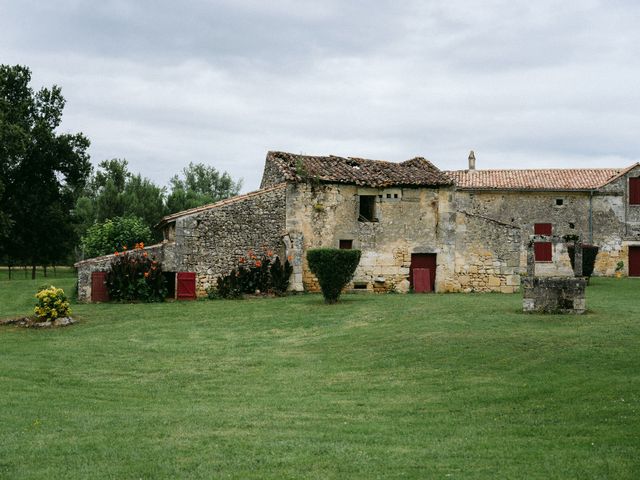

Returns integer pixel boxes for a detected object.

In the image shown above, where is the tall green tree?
[0,65,91,277]
[166,162,242,214]
[74,159,166,245]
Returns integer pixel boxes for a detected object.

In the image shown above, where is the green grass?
[1,274,639,479]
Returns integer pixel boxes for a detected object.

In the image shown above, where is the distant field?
[0,275,638,479]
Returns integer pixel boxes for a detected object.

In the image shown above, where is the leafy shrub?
[106,244,167,302]
[306,248,361,304]
[212,251,293,299]
[270,256,294,296]
[81,216,152,258]
[567,244,599,277]
[34,286,71,321]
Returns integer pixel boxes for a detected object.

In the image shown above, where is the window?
[359,195,377,222]
[339,239,353,249]
[630,177,640,205]
[555,198,564,206]
[534,223,552,262]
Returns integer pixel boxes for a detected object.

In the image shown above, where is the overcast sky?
[2,0,639,191]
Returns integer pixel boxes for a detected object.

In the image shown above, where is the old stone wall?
[454,187,639,277]
[447,212,522,293]
[75,244,164,302]
[163,184,287,295]
[285,183,456,293]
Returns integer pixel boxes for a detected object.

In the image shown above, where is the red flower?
[255,260,262,268]
[239,257,245,263]
[144,271,150,278]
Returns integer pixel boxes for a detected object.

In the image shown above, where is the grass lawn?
[1,272,639,479]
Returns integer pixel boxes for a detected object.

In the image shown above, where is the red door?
[91,271,110,302]
[630,247,640,277]
[410,254,436,292]
[177,272,197,300]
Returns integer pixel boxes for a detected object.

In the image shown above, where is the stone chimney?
[468,150,476,170]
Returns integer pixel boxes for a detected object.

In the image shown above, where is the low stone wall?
[522,276,586,314]
[75,244,164,302]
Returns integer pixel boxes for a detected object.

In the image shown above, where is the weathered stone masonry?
[76,152,640,301]
[160,184,287,296]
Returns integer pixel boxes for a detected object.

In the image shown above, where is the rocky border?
[0,317,76,328]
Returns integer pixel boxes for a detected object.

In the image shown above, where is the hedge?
[307,248,361,304]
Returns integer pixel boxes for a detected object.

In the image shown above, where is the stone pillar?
[573,243,583,277]
[526,238,535,277]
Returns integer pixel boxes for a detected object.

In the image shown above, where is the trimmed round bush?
[307,248,361,304]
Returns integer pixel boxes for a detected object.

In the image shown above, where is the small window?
[630,177,640,205]
[555,198,564,206]
[359,195,377,222]
[386,193,392,199]
[394,193,399,198]
[339,239,353,250]
[378,194,383,199]
[353,282,368,289]
[569,222,575,229]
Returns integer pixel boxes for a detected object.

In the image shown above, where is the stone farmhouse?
[76,151,640,302]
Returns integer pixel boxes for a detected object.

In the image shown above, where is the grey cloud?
[1,0,639,190]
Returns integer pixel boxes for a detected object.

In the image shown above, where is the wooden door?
[91,271,109,302]
[176,272,197,300]
[630,247,640,277]
[410,254,436,292]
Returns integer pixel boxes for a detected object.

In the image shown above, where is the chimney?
[468,150,476,170]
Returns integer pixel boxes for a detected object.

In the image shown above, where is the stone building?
[447,155,640,278]
[75,151,640,301]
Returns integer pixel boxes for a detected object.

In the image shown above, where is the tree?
[74,159,166,243]
[166,162,242,214]
[0,65,91,277]
[81,216,152,258]
[306,248,361,304]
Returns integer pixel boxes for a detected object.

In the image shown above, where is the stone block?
[487,276,502,287]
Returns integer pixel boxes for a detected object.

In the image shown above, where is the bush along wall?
[211,251,293,299]
[307,248,361,304]
[106,243,167,302]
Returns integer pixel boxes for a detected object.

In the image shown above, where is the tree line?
[0,65,242,278]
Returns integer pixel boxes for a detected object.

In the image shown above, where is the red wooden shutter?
[91,271,110,302]
[176,272,196,300]
[534,223,553,262]
[534,223,553,235]
[630,178,640,205]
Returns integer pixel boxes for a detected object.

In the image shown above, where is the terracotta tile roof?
[446,168,628,191]
[266,151,452,188]
[155,183,286,228]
